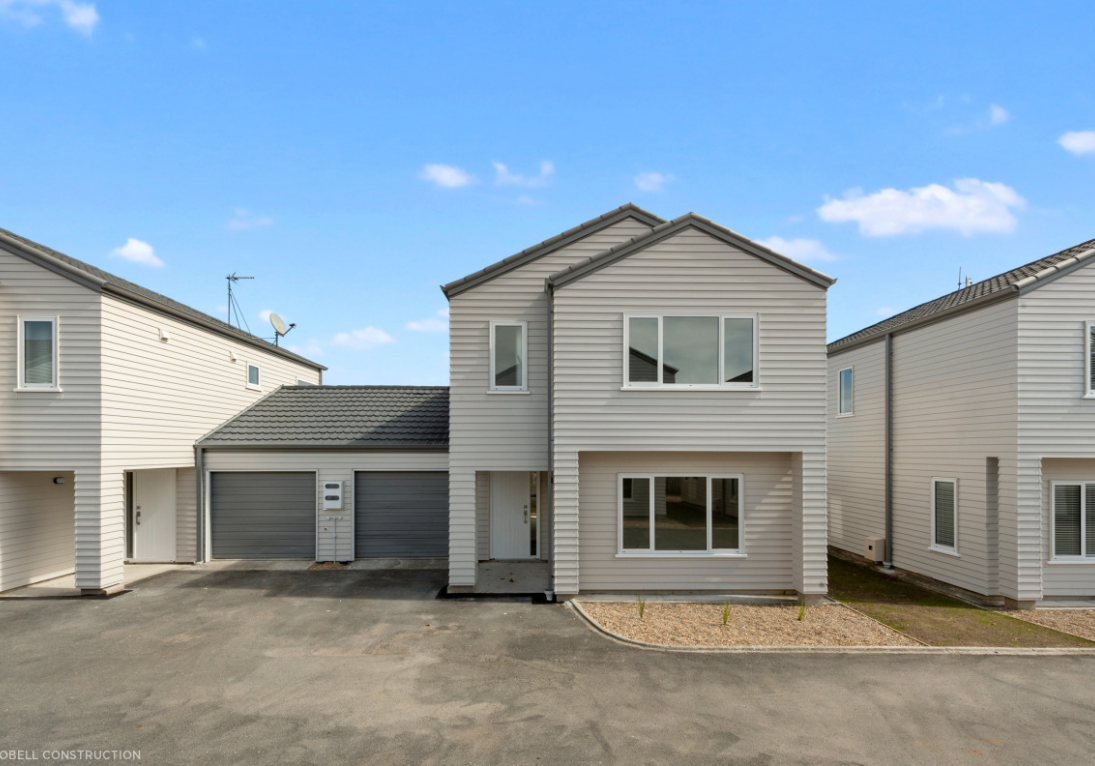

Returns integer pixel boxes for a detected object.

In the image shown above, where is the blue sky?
[2,1,1093,384]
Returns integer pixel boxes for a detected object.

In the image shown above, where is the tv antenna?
[269,312,296,346]
[226,273,255,334]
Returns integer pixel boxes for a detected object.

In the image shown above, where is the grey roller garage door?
[354,472,448,557]
[211,472,316,559]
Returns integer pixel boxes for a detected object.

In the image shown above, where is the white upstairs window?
[17,316,59,391]
[838,367,854,415]
[1052,483,1095,560]
[1086,321,1095,396]
[624,314,758,389]
[490,321,527,392]
[247,363,261,391]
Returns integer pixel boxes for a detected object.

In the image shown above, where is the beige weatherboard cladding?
[0,230,322,592]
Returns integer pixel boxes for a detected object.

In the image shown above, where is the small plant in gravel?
[636,595,647,619]
[722,602,731,625]
[797,602,807,622]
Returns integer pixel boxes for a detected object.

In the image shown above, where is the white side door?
[133,469,177,561]
[490,472,533,560]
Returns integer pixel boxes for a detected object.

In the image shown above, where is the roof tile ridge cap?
[1012,245,1095,291]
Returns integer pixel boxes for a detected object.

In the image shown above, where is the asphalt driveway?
[2,568,1094,766]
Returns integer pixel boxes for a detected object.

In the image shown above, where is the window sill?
[929,545,960,558]
[487,390,531,395]
[619,386,762,392]
[1047,558,1095,565]
[1082,394,1095,400]
[835,412,855,418]
[246,384,262,392]
[615,552,747,559]
[13,386,62,393]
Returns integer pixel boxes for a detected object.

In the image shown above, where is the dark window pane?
[248,365,260,385]
[711,478,739,549]
[23,320,53,386]
[628,317,659,383]
[934,481,956,548]
[724,318,754,384]
[621,477,650,550]
[1090,326,1095,391]
[664,317,718,385]
[1056,484,1081,556]
[494,325,523,387]
[654,476,707,550]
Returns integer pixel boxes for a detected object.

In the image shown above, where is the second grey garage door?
[354,471,448,557]
[211,472,316,559]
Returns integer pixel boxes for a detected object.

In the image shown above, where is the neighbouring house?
[195,385,449,562]
[443,204,835,599]
[828,236,1095,608]
[0,227,323,594]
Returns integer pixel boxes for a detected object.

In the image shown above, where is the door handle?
[136,510,141,525]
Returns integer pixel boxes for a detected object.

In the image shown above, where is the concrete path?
[1,567,1093,765]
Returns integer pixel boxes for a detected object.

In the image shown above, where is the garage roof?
[198,385,449,448]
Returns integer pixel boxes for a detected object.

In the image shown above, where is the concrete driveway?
[1,568,1093,766]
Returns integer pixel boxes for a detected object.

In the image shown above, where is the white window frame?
[837,366,854,416]
[1085,321,1095,398]
[488,320,528,393]
[616,473,747,557]
[246,362,262,391]
[1050,481,1095,562]
[15,315,60,392]
[621,313,759,390]
[929,476,959,556]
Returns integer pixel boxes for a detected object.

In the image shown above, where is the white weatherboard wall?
[447,216,655,586]
[0,472,75,590]
[827,339,886,554]
[888,298,1019,598]
[1040,459,1095,596]
[578,452,794,591]
[550,227,828,595]
[204,450,448,562]
[1019,261,1095,597]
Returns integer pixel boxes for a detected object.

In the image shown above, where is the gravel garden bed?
[999,610,1095,642]
[577,601,919,647]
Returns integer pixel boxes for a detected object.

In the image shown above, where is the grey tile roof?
[546,212,837,290]
[198,385,450,447]
[0,226,325,371]
[828,236,1095,355]
[440,203,665,298]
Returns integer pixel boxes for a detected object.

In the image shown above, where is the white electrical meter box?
[864,536,886,563]
[322,482,344,511]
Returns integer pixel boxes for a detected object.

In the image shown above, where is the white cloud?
[633,172,674,192]
[873,307,896,318]
[1059,131,1095,156]
[420,164,473,188]
[817,178,1025,236]
[405,308,450,332]
[330,327,395,351]
[227,208,274,231]
[493,160,553,187]
[258,309,274,323]
[758,236,840,263]
[0,1,99,34]
[287,341,325,359]
[989,104,1010,126]
[110,238,163,267]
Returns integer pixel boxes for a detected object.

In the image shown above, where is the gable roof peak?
[440,203,665,298]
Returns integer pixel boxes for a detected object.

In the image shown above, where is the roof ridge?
[546,212,836,289]
[828,234,1095,354]
[440,203,665,298]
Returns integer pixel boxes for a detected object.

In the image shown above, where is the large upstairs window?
[625,314,757,389]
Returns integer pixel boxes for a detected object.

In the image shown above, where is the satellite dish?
[269,312,288,336]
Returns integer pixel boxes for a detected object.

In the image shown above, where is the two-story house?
[0,227,323,594]
[828,236,1095,608]
[443,205,835,600]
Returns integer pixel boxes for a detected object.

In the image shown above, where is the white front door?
[490,472,534,559]
[133,469,177,561]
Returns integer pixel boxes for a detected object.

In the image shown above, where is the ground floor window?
[1052,482,1095,559]
[930,477,958,554]
[618,474,742,554]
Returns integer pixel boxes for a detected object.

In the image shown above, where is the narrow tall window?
[931,478,957,553]
[838,367,854,415]
[247,363,261,390]
[1053,482,1095,559]
[1087,321,1095,395]
[491,321,527,391]
[18,317,58,389]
